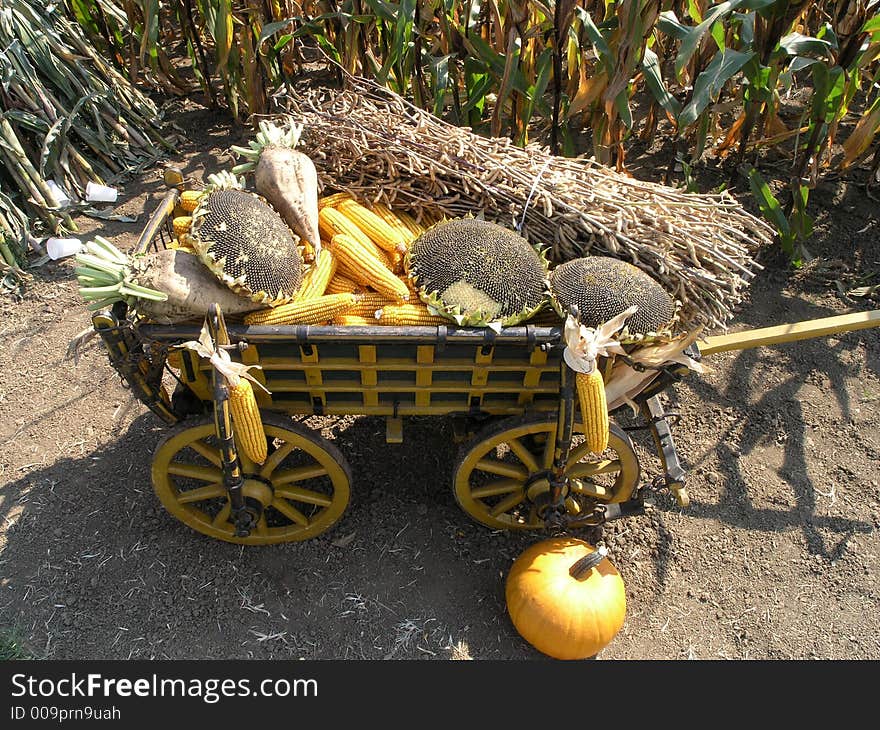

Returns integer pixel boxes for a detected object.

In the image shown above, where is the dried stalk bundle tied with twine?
[281,76,774,333]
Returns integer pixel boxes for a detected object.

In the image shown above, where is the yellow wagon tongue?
[562,307,636,454]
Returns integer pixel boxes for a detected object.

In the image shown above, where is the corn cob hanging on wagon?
[549,256,680,453]
[178,324,270,465]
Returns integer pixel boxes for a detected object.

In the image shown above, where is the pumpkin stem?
[569,546,608,579]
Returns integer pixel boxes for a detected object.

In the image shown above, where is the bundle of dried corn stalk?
[0,0,174,242]
[280,75,774,333]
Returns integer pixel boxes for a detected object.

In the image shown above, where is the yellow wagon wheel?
[151,412,351,545]
[453,413,640,531]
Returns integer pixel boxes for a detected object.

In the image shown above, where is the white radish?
[131,249,265,323]
[231,120,322,263]
[75,237,263,323]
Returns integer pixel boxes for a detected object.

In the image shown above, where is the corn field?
[2,0,880,282]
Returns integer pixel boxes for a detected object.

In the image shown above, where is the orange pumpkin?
[505,537,626,660]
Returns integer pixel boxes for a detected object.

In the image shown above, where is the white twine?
[516,158,553,234]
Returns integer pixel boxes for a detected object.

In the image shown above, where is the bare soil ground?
[1,97,878,661]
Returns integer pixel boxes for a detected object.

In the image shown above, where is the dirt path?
[1,100,878,660]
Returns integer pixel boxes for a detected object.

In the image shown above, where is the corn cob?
[335,199,409,255]
[334,314,381,326]
[400,274,420,296]
[392,250,406,274]
[243,292,360,326]
[169,233,197,252]
[371,203,417,243]
[296,247,338,301]
[330,233,410,303]
[325,273,362,295]
[319,206,393,269]
[173,215,192,238]
[346,292,397,317]
[370,204,413,274]
[228,378,267,464]
[395,210,427,237]
[576,369,609,453]
[318,192,354,210]
[375,303,448,326]
[179,190,204,213]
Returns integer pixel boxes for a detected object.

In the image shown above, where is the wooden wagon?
[90,189,880,546]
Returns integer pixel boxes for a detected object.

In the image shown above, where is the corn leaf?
[810,63,846,121]
[259,18,296,45]
[430,53,452,117]
[461,31,531,98]
[214,0,234,71]
[779,33,835,60]
[574,7,612,70]
[642,47,682,119]
[673,0,774,80]
[679,48,753,128]
[656,11,689,41]
[360,0,398,23]
[746,166,789,239]
[841,96,880,169]
[140,0,160,69]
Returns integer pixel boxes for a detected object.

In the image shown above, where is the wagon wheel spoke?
[566,441,608,468]
[567,459,621,478]
[212,501,232,527]
[177,483,225,504]
[259,441,297,478]
[471,479,523,500]
[236,445,258,474]
[253,515,269,536]
[275,485,333,507]
[188,439,222,467]
[473,457,528,480]
[507,437,540,473]
[542,433,555,469]
[453,416,641,531]
[167,463,222,483]
[489,489,527,518]
[271,497,311,527]
[152,416,352,545]
[272,464,329,487]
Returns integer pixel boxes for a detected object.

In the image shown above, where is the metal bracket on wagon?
[642,395,689,508]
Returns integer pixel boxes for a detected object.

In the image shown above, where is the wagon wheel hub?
[241,478,274,508]
[523,471,568,504]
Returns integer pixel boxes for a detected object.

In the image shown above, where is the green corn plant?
[564,0,662,168]
[651,0,774,166]
[745,165,810,265]
[55,0,880,188]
